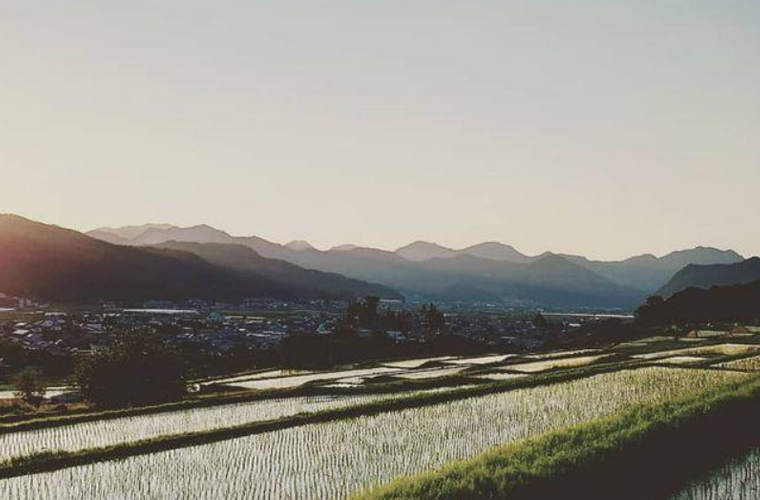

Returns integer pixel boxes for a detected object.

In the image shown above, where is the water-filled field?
[670,447,760,500]
[0,392,437,462]
[506,354,608,373]
[225,367,403,390]
[0,367,744,500]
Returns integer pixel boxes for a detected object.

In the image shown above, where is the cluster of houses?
[0,300,350,359]
[0,298,597,368]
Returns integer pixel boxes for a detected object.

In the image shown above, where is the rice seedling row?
[0,391,438,463]
[0,367,744,500]
[634,344,760,361]
[654,356,709,366]
[715,355,760,371]
[504,354,609,373]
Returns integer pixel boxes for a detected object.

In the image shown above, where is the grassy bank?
[351,374,760,500]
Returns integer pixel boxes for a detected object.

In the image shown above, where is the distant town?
[0,292,620,385]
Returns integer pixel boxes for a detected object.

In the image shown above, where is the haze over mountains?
[560,248,744,293]
[396,241,531,263]
[2,215,750,309]
[88,223,749,309]
[0,215,398,303]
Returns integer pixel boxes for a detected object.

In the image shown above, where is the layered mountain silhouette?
[153,241,395,300]
[560,248,743,292]
[395,241,530,263]
[0,215,398,303]
[656,257,760,298]
[89,224,175,245]
[395,242,459,261]
[285,240,316,252]
[87,223,746,308]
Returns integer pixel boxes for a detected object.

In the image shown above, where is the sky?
[1,1,759,260]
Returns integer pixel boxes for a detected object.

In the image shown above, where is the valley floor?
[3,329,760,498]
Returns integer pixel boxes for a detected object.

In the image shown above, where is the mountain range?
[2,214,753,310]
[656,257,760,298]
[0,215,398,303]
[560,248,744,292]
[87,223,748,309]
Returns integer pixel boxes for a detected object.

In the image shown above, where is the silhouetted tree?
[636,295,665,324]
[73,331,187,407]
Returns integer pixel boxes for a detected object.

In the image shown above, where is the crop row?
[0,391,445,463]
[0,367,745,500]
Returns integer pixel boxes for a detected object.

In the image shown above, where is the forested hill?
[0,215,399,303]
[637,280,760,323]
[657,257,760,298]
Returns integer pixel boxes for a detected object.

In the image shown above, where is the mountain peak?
[460,242,529,263]
[89,223,176,241]
[285,240,315,252]
[0,214,401,302]
[331,244,359,252]
[530,252,564,265]
[660,247,744,268]
[395,241,457,262]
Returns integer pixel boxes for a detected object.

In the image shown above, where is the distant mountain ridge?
[154,241,398,299]
[561,247,744,292]
[656,257,760,298]
[93,224,175,240]
[90,224,744,299]
[460,242,532,263]
[395,241,460,261]
[285,240,315,252]
[0,215,399,303]
[395,241,531,263]
[86,223,745,309]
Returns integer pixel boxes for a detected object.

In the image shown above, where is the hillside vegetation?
[657,257,760,297]
[638,280,760,323]
[0,215,398,302]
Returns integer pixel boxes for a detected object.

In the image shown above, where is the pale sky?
[1,0,758,260]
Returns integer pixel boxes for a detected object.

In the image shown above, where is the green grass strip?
[351,374,760,500]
